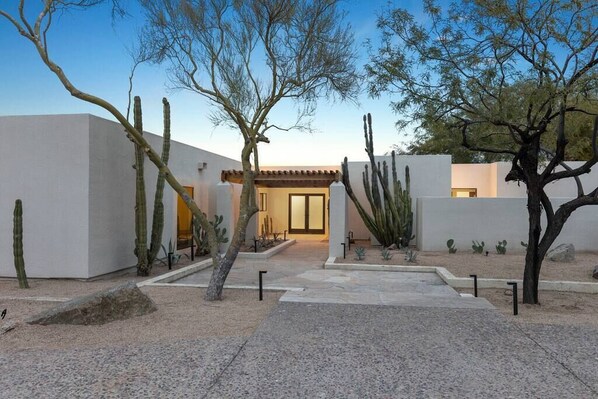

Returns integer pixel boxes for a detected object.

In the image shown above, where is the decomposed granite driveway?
[2,302,596,398]
[1,241,596,398]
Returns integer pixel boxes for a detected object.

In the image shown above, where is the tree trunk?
[204,139,258,301]
[523,189,543,304]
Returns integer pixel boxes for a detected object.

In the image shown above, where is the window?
[259,192,267,211]
[451,188,477,198]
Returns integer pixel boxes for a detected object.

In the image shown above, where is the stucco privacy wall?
[417,197,598,252]
[345,155,452,243]
[88,115,241,278]
[453,162,598,198]
[0,115,90,278]
[451,164,494,197]
[1,114,241,279]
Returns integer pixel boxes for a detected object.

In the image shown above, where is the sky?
[0,0,426,167]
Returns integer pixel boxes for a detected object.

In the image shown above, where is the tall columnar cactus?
[342,113,414,248]
[133,96,149,276]
[13,199,29,288]
[148,98,172,264]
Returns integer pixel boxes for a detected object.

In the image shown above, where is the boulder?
[546,243,575,263]
[1,320,18,335]
[387,243,398,251]
[27,282,156,326]
[593,265,598,280]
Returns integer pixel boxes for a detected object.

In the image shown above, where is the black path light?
[469,274,478,297]
[507,282,518,315]
[340,242,346,259]
[259,270,268,301]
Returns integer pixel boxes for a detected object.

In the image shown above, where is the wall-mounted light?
[197,162,207,171]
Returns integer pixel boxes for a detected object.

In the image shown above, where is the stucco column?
[245,213,258,245]
[329,181,348,258]
[216,181,234,253]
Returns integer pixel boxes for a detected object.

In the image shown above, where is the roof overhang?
[221,169,341,188]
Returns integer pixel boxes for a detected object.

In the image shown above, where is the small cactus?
[381,247,393,260]
[404,249,418,263]
[354,247,367,261]
[472,240,485,254]
[496,240,507,254]
[13,199,29,288]
[447,239,457,254]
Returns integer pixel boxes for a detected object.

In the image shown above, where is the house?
[1,114,597,279]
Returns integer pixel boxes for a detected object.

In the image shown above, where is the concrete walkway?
[173,241,492,309]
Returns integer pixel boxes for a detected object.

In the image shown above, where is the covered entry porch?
[218,169,348,257]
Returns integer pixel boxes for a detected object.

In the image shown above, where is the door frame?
[288,193,326,234]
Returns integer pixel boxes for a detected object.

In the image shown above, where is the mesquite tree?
[1,0,359,300]
[367,0,598,304]
[138,0,359,300]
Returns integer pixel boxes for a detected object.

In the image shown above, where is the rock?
[546,243,575,262]
[593,265,598,280]
[387,243,398,250]
[26,282,156,326]
[1,320,18,335]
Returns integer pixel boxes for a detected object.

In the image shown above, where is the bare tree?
[1,0,359,300]
[367,0,598,304]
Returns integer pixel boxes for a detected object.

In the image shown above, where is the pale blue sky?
[0,1,427,166]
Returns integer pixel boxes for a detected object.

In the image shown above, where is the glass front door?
[288,194,325,234]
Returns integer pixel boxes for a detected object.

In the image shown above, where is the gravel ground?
[336,242,598,282]
[1,287,281,351]
[460,288,598,327]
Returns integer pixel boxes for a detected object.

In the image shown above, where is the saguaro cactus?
[133,96,149,276]
[13,199,29,288]
[342,114,414,248]
[148,98,172,264]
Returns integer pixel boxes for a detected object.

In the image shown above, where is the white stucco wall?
[451,164,494,197]
[1,114,241,279]
[453,161,598,199]
[87,116,242,277]
[417,197,598,252]
[345,155,452,244]
[0,115,90,278]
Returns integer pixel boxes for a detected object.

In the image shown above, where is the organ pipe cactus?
[148,98,172,264]
[133,96,173,275]
[133,96,149,276]
[13,199,29,288]
[342,113,414,248]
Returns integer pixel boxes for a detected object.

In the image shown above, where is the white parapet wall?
[0,114,241,279]
[417,197,598,252]
[345,155,452,244]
